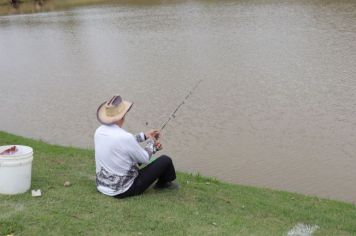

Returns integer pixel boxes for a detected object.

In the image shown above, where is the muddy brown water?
[0,0,355,203]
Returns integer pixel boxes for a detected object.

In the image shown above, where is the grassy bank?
[0,131,355,235]
[0,0,113,16]
[0,0,167,16]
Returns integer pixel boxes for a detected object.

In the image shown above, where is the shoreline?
[0,0,177,16]
[0,0,116,16]
[0,130,355,205]
[0,130,355,235]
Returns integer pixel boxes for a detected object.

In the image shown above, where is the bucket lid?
[0,145,33,160]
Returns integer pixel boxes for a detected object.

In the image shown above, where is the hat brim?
[97,100,133,125]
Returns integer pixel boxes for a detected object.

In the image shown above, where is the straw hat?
[96,95,133,125]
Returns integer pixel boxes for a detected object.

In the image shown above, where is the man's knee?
[158,155,172,165]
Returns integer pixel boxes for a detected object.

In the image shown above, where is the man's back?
[94,124,140,196]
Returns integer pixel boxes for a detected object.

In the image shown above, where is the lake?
[0,0,355,203]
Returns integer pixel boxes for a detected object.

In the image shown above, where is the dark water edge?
[0,0,175,16]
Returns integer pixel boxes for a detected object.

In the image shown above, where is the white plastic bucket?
[0,145,33,195]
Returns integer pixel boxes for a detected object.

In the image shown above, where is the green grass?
[0,131,355,235]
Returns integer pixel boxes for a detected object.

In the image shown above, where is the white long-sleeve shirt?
[94,124,155,196]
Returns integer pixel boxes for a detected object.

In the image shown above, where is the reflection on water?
[0,0,356,203]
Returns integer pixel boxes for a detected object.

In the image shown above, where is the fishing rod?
[159,79,203,132]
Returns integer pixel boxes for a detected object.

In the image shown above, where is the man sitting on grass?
[94,95,178,199]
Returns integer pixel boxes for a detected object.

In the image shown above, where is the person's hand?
[155,140,163,151]
[145,129,160,140]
